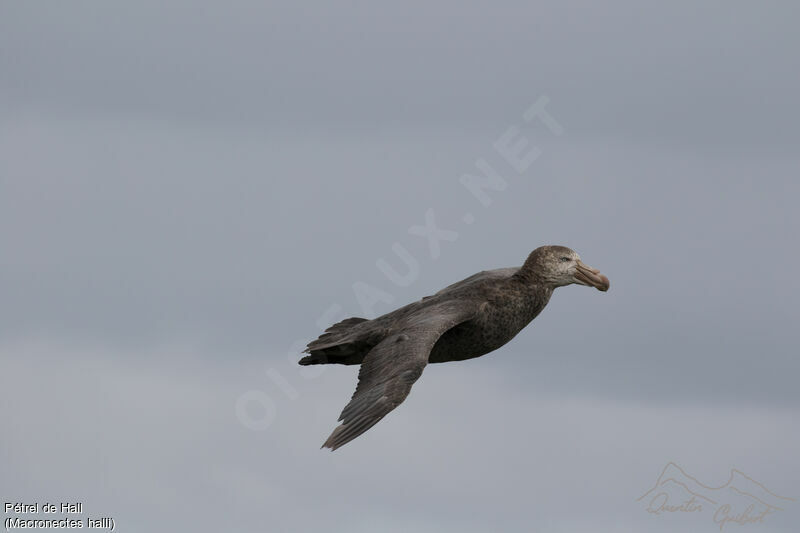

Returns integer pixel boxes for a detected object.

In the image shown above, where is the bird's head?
[523,245,610,291]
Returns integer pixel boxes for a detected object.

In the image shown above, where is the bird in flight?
[300,245,610,450]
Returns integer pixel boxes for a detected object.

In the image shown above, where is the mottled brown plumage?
[300,245,610,450]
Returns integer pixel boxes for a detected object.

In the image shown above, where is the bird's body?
[300,245,609,450]
[427,267,553,363]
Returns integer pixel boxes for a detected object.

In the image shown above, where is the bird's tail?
[299,316,371,366]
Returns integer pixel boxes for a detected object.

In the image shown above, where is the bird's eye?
[560,257,571,263]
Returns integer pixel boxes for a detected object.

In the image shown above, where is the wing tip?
[321,431,342,451]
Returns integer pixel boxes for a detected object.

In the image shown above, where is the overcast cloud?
[1,2,798,532]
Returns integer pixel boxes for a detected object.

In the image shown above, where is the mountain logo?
[637,462,794,529]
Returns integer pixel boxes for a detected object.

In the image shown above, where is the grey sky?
[2,2,798,532]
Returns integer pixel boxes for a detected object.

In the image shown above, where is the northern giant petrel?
[300,245,610,450]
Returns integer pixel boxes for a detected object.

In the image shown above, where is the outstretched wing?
[322,301,477,450]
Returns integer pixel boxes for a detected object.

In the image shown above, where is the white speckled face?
[531,246,574,286]
[555,251,579,279]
